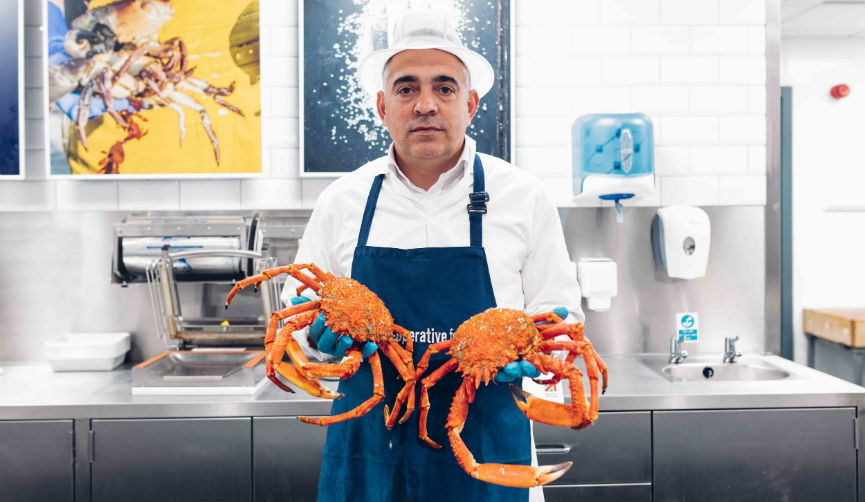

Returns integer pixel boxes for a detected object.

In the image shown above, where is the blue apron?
[317,154,531,502]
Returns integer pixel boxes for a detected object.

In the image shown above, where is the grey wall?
[0,206,764,363]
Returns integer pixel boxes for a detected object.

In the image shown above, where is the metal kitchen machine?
[113,215,282,394]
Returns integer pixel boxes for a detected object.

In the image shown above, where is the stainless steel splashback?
[0,211,308,363]
[0,207,765,362]
[562,206,764,355]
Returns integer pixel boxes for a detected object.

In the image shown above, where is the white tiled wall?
[518,0,767,207]
[2,0,767,211]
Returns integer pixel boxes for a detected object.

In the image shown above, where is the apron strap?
[468,154,488,248]
[357,173,385,247]
[359,155,488,248]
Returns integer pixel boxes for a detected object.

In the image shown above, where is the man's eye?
[397,87,414,95]
[439,87,454,95]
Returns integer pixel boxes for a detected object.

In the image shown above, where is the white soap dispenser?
[577,258,617,311]
[655,206,711,279]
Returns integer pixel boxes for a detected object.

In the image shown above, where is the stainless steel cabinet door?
[0,420,74,502]
[533,411,651,485]
[253,417,327,502]
[653,408,857,502]
[91,418,252,502]
[543,483,652,502]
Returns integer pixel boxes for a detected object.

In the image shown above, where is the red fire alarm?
[831,84,850,99]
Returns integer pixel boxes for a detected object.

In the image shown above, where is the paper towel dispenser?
[572,113,655,222]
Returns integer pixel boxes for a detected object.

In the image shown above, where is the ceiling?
[783,0,865,38]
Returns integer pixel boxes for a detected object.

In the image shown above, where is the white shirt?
[281,136,585,324]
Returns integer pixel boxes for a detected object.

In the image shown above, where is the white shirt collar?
[384,136,477,195]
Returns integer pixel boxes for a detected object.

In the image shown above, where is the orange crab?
[414,307,608,488]
[225,263,416,427]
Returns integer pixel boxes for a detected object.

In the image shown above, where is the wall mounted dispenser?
[572,113,655,223]
[654,206,711,280]
[577,258,617,311]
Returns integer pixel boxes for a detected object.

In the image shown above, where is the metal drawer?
[543,483,652,502]
[533,411,651,485]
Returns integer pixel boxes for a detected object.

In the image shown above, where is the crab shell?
[72,0,174,43]
[319,277,395,344]
[448,308,543,380]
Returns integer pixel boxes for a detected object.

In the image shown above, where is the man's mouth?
[410,126,443,133]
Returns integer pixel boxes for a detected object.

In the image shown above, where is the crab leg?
[417,356,458,448]
[534,323,584,387]
[381,339,417,428]
[535,324,608,395]
[76,82,95,149]
[414,339,455,446]
[415,340,452,378]
[111,45,148,86]
[284,339,363,379]
[540,339,607,394]
[272,361,342,399]
[512,353,596,429]
[386,325,417,425]
[530,312,565,326]
[151,38,187,74]
[94,68,128,128]
[163,89,221,163]
[265,310,317,388]
[273,323,366,400]
[225,264,328,307]
[263,301,320,358]
[539,340,606,424]
[178,78,244,116]
[538,322,582,339]
[393,324,413,353]
[448,380,572,487]
[299,350,384,425]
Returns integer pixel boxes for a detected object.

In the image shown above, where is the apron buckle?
[468,191,489,214]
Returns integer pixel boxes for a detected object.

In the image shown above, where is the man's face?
[376,49,479,168]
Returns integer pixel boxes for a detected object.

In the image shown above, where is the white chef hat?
[356,8,495,99]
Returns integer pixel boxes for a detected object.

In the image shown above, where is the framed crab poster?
[45,0,262,177]
[0,0,24,178]
[300,0,513,177]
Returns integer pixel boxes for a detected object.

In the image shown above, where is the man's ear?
[376,90,386,121]
[467,89,479,120]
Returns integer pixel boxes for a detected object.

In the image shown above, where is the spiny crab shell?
[448,308,543,380]
[319,277,395,344]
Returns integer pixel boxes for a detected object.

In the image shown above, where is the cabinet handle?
[536,444,572,455]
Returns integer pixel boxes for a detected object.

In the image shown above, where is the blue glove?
[495,360,541,383]
[48,2,138,121]
[535,306,570,325]
[291,296,377,358]
[290,295,312,305]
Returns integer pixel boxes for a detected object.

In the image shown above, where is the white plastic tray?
[45,332,131,372]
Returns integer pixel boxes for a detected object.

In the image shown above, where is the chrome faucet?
[669,336,688,364]
[723,336,742,364]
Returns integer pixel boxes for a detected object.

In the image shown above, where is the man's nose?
[413,89,438,114]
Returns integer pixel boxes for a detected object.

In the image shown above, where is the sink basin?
[662,362,790,381]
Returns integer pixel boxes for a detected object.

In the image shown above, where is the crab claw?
[274,361,342,400]
[472,461,573,488]
[510,384,589,428]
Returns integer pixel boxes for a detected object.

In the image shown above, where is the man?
[282,8,583,502]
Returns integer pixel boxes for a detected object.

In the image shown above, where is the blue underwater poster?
[302,0,511,175]
[0,0,23,177]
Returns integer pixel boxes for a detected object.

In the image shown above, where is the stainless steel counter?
[1,354,863,420]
